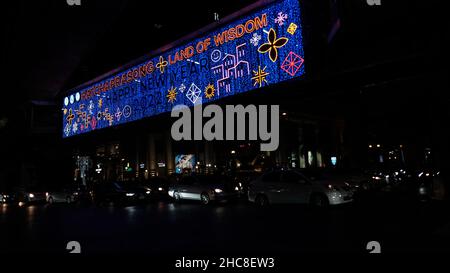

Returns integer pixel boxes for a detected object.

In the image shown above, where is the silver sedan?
[168,175,239,205]
[46,191,76,204]
[248,169,353,207]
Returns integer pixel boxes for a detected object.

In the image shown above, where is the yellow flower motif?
[258,28,288,62]
[167,86,177,103]
[156,56,168,73]
[204,84,215,99]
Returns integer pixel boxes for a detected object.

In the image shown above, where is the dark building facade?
[55,0,448,199]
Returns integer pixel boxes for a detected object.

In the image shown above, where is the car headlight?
[214,188,223,193]
[29,193,35,198]
[158,187,164,191]
[146,190,151,195]
[327,185,338,191]
[235,186,239,191]
[372,176,382,180]
[126,193,135,197]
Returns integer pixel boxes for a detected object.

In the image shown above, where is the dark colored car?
[15,187,47,205]
[1,192,17,204]
[368,165,415,188]
[92,182,150,205]
[139,177,170,199]
[415,168,440,201]
[66,185,94,204]
[46,185,93,204]
[233,170,260,197]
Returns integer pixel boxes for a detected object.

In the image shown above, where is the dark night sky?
[1,0,257,106]
[0,0,447,116]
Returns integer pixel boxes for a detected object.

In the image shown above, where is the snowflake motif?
[250,33,262,47]
[274,12,288,26]
[64,123,71,137]
[186,83,201,104]
[179,83,186,93]
[88,100,95,115]
[72,122,78,133]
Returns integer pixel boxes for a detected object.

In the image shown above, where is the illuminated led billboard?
[62,0,305,138]
[175,154,197,174]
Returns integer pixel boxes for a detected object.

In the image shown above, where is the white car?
[248,169,354,207]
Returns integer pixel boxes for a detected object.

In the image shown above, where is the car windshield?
[182,175,237,189]
[143,178,167,187]
[299,169,365,181]
[112,182,126,190]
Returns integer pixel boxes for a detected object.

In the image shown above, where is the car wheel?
[361,182,371,191]
[48,197,54,204]
[255,194,269,207]
[310,194,329,208]
[174,191,181,202]
[200,193,210,205]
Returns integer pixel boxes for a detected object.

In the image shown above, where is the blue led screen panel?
[62,0,305,138]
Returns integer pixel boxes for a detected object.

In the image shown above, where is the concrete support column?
[204,142,214,174]
[135,136,140,180]
[314,125,322,167]
[298,126,306,168]
[165,133,174,176]
[147,134,156,177]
